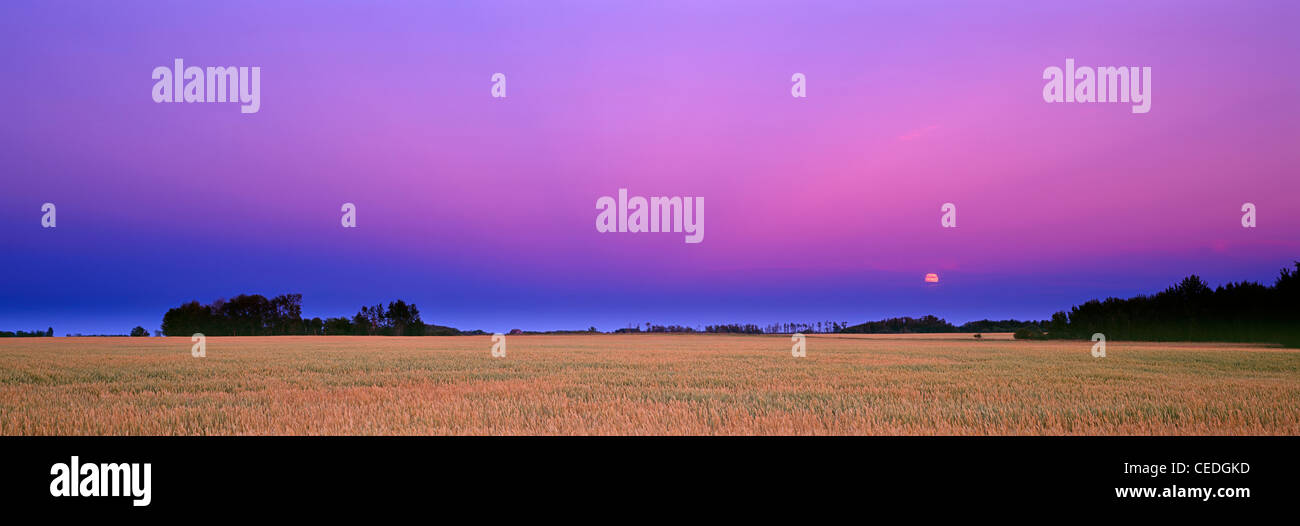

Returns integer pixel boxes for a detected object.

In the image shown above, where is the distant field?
[1,334,1297,435]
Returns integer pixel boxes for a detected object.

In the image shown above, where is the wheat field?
[1,334,1297,435]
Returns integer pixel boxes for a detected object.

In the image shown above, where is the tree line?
[840,315,1046,334]
[610,319,1048,335]
[160,294,477,336]
[0,328,53,337]
[1041,262,1300,346]
[613,322,856,334]
[153,262,1299,346]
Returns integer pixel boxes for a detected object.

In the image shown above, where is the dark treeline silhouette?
[706,323,764,334]
[630,323,768,334]
[842,315,955,333]
[763,321,851,334]
[613,321,854,334]
[157,263,1299,345]
[0,328,53,337]
[504,328,601,335]
[613,324,707,333]
[1044,263,1300,347]
[840,316,1045,334]
[960,319,1049,333]
[611,319,1042,335]
[608,319,852,332]
[160,294,477,336]
[162,294,306,336]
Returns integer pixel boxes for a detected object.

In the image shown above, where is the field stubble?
[1,334,1297,435]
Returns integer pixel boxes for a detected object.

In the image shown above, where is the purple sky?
[2,1,1298,334]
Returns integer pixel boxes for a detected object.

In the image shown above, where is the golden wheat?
[1,334,1296,435]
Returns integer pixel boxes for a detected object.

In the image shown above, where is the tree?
[386,300,422,336]
[270,294,304,335]
[1047,311,1070,338]
[324,317,353,335]
[130,326,149,337]
[840,316,958,334]
[158,294,458,338]
[352,312,373,336]
[219,294,273,336]
[1014,327,1046,340]
[1045,264,1300,346]
[161,300,214,336]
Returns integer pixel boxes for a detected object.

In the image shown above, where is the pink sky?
[2,1,1297,333]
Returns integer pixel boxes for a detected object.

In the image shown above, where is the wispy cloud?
[899,124,941,142]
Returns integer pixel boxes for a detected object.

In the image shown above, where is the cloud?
[899,125,941,142]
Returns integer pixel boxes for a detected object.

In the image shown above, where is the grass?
[0,334,1297,435]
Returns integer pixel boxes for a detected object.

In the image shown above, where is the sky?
[1,1,1297,334]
